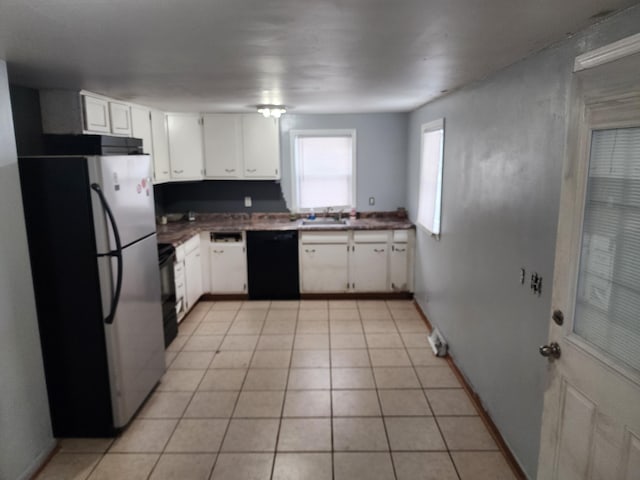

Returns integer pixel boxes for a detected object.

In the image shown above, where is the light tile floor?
[36,300,517,480]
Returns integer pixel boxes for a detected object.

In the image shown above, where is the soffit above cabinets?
[0,0,637,113]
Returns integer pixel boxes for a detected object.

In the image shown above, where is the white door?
[537,44,640,479]
[151,110,171,183]
[242,114,280,178]
[300,244,349,293]
[203,114,243,178]
[109,102,132,136]
[210,244,247,293]
[167,114,204,181]
[350,243,388,292]
[82,94,111,133]
[130,106,153,155]
[185,248,203,310]
[390,243,409,291]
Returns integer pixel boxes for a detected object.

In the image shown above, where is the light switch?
[369,197,375,205]
[244,196,252,207]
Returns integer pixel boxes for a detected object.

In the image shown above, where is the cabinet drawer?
[392,230,409,243]
[353,231,390,244]
[301,232,349,244]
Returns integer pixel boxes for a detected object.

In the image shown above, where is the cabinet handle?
[246,168,257,173]
[213,249,224,254]
[305,249,316,253]
[173,169,184,174]
[394,247,406,252]
[162,170,169,174]
[374,248,385,253]
[225,168,236,173]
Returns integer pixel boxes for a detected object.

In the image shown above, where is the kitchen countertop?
[156,212,414,246]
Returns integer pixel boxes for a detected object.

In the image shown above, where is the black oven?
[158,243,178,347]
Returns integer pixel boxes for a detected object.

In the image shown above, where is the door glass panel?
[574,127,640,372]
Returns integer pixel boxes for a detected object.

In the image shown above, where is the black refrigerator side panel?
[247,230,300,300]
[18,156,115,437]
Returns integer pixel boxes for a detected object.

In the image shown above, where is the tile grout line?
[204,302,255,479]
[359,302,399,480]
[399,302,463,480]
[327,304,335,480]
[268,303,299,480]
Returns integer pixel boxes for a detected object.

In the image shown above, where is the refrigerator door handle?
[91,183,123,325]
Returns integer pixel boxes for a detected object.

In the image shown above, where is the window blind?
[294,135,354,210]
[574,127,640,373]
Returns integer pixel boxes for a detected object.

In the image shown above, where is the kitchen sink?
[301,218,350,226]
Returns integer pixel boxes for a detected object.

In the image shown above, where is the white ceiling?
[0,0,637,113]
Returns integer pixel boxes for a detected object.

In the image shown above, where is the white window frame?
[290,129,357,212]
[417,118,445,238]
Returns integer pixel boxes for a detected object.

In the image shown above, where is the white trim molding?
[574,32,640,72]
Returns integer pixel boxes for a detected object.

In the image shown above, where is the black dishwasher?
[246,231,300,300]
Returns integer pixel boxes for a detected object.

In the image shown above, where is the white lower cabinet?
[390,230,413,292]
[350,231,390,292]
[185,249,202,311]
[299,229,414,294]
[174,256,186,321]
[350,243,389,292]
[300,233,349,293]
[210,243,247,293]
[177,235,203,313]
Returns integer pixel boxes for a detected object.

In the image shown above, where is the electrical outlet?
[369,197,375,206]
[244,196,252,207]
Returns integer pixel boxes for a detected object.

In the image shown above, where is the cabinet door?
[109,102,132,136]
[174,260,186,320]
[350,244,389,292]
[167,114,204,181]
[151,110,171,182]
[130,106,153,154]
[300,244,349,293]
[184,249,202,310]
[203,114,242,178]
[242,115,280,179]
[210,244,247,293]
[390,244,409,291]
[82,95,111,133]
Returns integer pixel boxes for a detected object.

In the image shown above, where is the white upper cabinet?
[130,106,153,154]
[203,114,242,179]
[150,110,171,183]
[83,95,111,133]
[202,114,280,180]
[40,90,136,137]
[242,115,280,179]
[167,114,204,181]
[108,101,132,136]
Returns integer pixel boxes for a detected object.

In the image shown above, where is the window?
[417,119,445,236]
[291,130,356,211]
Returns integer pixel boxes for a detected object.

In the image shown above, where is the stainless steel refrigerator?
[19,152,165,437]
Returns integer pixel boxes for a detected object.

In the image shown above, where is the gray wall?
[0,60,54,480]
[406,8,640,478]
[280,113,408,212]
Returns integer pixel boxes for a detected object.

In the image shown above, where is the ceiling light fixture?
[257,105,287,118]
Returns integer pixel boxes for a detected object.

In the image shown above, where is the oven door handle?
[91,183,123,325]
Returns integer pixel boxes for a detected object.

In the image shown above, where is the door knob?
[539,342,561,360]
